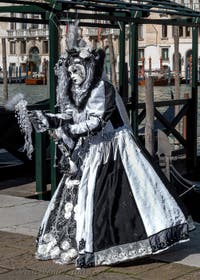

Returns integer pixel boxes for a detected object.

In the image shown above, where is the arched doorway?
[185,49,192,83]
[105,46,111,79]
[27,46,41,74]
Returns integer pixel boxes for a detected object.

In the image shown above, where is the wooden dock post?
[108,33,117,88]
[145,76,154,156]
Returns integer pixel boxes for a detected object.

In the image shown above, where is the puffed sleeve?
[29,110,73,133]
[67,80,116,137]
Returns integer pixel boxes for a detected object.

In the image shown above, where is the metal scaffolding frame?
[0,0,199,197]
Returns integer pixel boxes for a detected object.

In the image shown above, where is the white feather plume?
[4,93,25,111]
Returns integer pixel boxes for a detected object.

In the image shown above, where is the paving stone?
[0,195,34,208]
[0,202,46,231]
[135,263,197,280]
[41,275,81,280]
[0,245,26,258]
[0,233,35,252]
[6,236,35,251]
[175,269,200,280]
[68,265,109,278]
[109,258,165,275]
[27,260,74,275]
[0,268,45,280]
[0,267,9,274]
[0,252,38,269]
[0,225,40,237]
[0,231,30,242]
[87,271,137,279]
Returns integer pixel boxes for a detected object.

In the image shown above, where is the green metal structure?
[0,0,200,197]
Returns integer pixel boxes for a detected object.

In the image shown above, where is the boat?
[138,77,145,86]
[25,77,45,85]
[138,76,168,86]
[138,75,183,86]
[25,72,47,85]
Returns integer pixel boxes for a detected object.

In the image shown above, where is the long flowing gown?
[35,79,189,267]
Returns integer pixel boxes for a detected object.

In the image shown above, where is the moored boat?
[25,77,45,85]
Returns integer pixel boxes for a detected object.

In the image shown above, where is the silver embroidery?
[95,239,152,266]
[15,99,34,159]
[5,93,34,159]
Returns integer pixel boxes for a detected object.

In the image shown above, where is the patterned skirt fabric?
[36,128,189,267]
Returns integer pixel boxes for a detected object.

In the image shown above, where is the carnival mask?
[68,63,86,86]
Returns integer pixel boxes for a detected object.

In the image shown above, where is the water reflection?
[0,84,48,105]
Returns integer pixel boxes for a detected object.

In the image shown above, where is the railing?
[85,27,120,37]
[7,29,49,39]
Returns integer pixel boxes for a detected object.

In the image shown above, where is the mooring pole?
[108,33,117,87]
[145,76,154,156]
[2,38,8,102]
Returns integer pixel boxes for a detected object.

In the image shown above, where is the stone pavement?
[0,181,200,279]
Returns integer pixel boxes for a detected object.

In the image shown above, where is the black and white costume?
[30,46,189,268]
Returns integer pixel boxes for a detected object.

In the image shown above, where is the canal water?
[0,83,49,105]
[0,83,199,154]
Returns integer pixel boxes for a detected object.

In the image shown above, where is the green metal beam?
[58,0,200,18]
[0,0,200,19]
[0,16,48,24]
[0,0,62,13]
[35,132,47,200]
[0,5,46,13]
[48,12,59,195]
[129,21,139,136]
[60,11,179,23]
[119,22,126,100]
[189,21,198,169]
[59,11,200,27]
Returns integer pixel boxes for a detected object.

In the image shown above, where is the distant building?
[0,7,49,79]
[83,1,200,80]
[0,1,200,81]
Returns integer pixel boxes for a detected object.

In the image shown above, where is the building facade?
[0,4,49,79]
[0,1,200,80]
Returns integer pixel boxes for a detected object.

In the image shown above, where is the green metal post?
[119,22,126,101]
[129,22,138,136]
[49,13,59,195]
[189,24,198,169]
[35,132,47,200]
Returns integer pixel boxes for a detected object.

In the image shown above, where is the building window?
[186,27,191,37]
[10,41,16,54]
[138,48,144,61]
[21,14,27,29]
[20,41,26,54]
[31,14,39,29]
[179,26,183,37]
[10,14,16,30]
[20,63,26,73]
[162,25,168,38]
[43,40,48,54]
[138,24,143,40]
[161,48,169,60]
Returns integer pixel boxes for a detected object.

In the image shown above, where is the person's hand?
[28,110,49,132]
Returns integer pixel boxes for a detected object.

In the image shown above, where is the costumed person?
[11,23,190,268]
